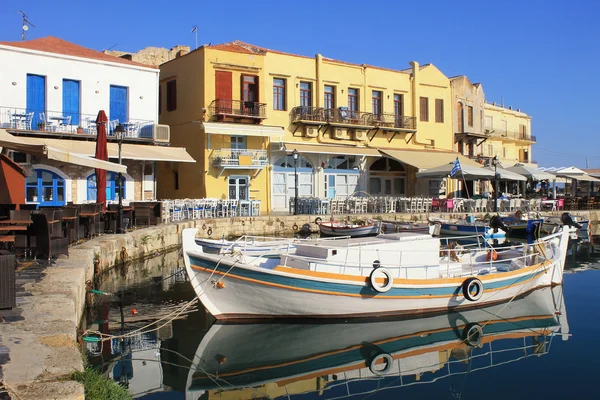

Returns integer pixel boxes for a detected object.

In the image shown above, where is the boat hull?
[318,222,380,237]
[183,229,568,320]
[439,222,505,239]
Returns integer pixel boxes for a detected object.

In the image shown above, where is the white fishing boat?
[318,220,381,237]
[541,212,587,239]
[182,224,570,320]
[186,286,568,397]
[195,235,296,255]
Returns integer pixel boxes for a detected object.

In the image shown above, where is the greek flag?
[450,157,461,177]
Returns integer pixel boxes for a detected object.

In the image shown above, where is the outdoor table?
[79,212,99,237]
[0,226,28,231]
[0,220,32,225]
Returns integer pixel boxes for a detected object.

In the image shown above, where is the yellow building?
[483,102,536,167]
[157,41,479,212]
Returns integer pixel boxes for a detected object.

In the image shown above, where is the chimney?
[509,106,512,110]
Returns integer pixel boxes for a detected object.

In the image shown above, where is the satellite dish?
[23,25,28,31]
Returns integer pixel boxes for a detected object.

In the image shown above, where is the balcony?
[211,148,268,177]
[487,129,536,143]
[291,106,374,127]
[209,99,267,122]
[0,106,157,141]
[367,113,416,131]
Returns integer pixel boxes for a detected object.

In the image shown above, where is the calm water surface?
[86,244,600,399]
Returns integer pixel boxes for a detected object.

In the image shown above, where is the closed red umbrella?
[94,110,108,211]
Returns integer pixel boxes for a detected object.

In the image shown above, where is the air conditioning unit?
[353,129,367,142]
[333,128,346,140]
[304,126,318,138]
[138,124,170,143]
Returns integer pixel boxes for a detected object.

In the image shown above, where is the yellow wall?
[484,103,534,166]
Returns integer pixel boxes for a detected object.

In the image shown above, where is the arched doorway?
[25,169,66,206]
[324,155,360,198]
[368,157,406,196]
[86,172,126,201]
[272,155,313,210]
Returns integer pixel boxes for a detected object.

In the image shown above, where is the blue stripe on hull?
[189,255,543,298]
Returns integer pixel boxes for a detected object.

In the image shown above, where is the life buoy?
[292,223,299,231]
[514,210,523,221]
[315,217,322,224]
[369,267,393,293]
[207,227,213,236]
[462,277,484,301]
[369,353,393,376]
[462,323,484,347]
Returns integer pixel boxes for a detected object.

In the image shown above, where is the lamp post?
[292,149,299,215]
[492,156,499,212]
[115,124,125,233]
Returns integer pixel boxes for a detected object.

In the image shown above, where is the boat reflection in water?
[186,286,568,399]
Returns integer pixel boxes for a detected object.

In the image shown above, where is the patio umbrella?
[416,161,495,179]
[553,166,600,182]
[94,110,108,212]
[505,163,555,180]
[484,166,527,181]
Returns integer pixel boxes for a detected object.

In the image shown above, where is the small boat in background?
[432,215,507,239]
[195,236,296,255]
[542,213,587,239]
[318,220,380,237]
[381,221,440,236]
[501,211,544,237]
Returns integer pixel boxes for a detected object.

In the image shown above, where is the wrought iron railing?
[488,129,536,142]
[290,106,327,122]
[0,105,155,139]
[367,113,417,130]
[291,106,374,126]
[211,148,268,167]
[209,99,267,119]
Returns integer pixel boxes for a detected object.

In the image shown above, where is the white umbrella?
[416,162,495,179]
[554,166,600,182]
[484,166,527,181]
[505,163,555,180]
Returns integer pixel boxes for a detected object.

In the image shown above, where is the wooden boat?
[434,217,506,239]
[318,220,380,237]
[381,221,440,236]
[186,286,568,396]
[182,226,570,320]
[195,236,296,255]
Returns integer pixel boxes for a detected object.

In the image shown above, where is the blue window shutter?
[26,74,46,129]
[109,85,128,124]
[62,79,80,125]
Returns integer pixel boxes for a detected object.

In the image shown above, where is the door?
[457,102,464,133]
[228,176,249,200]
[110,85,128,124]
[63,79,80,126]
[241,75,259,115]
[26,74,46,129]
[272,172,288,209]
[215,71,232,113]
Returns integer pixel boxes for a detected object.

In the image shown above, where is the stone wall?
[103,45,190,67]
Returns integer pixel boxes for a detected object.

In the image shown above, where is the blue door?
[26,74,46,129]
[62,79,80,126]
[110,85,128,125]
[25,169,66,206]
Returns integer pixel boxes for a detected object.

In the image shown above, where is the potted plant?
[76,126,83,134]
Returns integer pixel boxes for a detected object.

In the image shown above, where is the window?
[435,99,444,123]
[324,85,335,110]
[394,94,403,117]
[420,97,429,121]
[10,151,28,164]
[348,88,359,112]
[87,172,125,201]
[231,136,246,150]
[25,169,66,206]
[519,124,527,138]
[372,91,382,115]
[300,82,312,108]
[173,171,179,190]
[457,141,464,154]
[467,106,474,127]
[484,116,493,131]
[228,176,249,200]
[273,78,286,111]
[166,80,177,111]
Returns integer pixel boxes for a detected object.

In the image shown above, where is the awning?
[0,129,126,173]
[201,122,284,138]
[280,142,381,157]
[379,149,480,170]
[0,129,195,164]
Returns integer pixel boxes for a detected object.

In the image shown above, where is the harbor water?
[85,234,600,399]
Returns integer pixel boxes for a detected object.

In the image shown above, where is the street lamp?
[115,124,125,233]
[292,149,299,215]
[492,156,499,212]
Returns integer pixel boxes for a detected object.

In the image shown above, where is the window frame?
[166,79,177,112]
[393,94,404,117]
[273,78,286,111]
[300,82,312,108]
[467,105,474,127]
[420,97,429,122]
[348,88,359,112]
[372,90,382,115]
[435,99,444,123]
[324,85,335,110]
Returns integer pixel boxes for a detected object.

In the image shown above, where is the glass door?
[228,176,249,200]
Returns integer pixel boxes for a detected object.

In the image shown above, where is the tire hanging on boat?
[462,323,484,347]
[369,267,393,293]
[462,277,484,301]
[369,353,393,376]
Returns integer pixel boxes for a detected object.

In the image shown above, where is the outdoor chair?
[62,206,82,243]
[30,213,68,260]
[134,206,152,228]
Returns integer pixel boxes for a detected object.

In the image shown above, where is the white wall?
[0,45,159,123]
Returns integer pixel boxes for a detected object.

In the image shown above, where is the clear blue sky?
[2,0,598,168]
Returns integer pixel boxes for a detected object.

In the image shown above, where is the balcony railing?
[487,129,536,142]
[367,113,416,130]
[209,99,266,119]
[0,106,155,139]
[211,148,268,167]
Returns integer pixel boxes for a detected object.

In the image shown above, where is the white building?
[0,36,193,206]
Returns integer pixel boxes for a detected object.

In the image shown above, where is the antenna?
[191,26,198,50]
[18,10,35,41]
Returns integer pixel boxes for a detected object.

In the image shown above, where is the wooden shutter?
[467,106,473,127]
[457,102,464,132]
[166,80,177,111]
[420,97,428,121]
[435,99,443,123]
[215,71,232,100]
